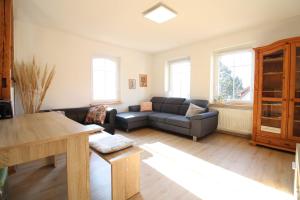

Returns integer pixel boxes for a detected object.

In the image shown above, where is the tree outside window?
[215,50,253,103]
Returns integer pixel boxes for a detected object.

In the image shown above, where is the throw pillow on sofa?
[85,105,107,125]
[185,103,206,117]
[140,102,152,112]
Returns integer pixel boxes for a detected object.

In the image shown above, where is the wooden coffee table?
[0,112,102,200]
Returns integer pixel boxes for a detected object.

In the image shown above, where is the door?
[288,42,300,140]
[257,44,290,138]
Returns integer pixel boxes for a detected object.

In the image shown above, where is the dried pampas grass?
[14,57,55,113]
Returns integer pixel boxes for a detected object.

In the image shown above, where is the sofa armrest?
[190,109,219,138]
[128,105,140,112]
[104,107,117,134]
[106,107,117,121]
[189,109,219,120]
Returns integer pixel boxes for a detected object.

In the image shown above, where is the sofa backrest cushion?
[151,97,167,112]
[43,107,116,124]
[63,107,90,123]
[160,97,186,114]
[151,97,209,115]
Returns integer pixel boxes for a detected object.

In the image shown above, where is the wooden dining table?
[0,112,102,200]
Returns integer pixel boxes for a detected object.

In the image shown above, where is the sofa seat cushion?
[148,113,178,123]
[116,112,153,123]
[165,115,191,128]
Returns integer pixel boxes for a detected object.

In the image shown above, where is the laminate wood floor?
[8,128,295,200]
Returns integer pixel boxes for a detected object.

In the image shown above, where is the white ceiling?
[14,0,300,53]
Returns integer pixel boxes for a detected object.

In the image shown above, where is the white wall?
[14,20,152,114]
[152,16,300,135]
[14,16,300,135]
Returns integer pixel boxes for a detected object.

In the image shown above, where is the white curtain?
[168,58,191,98]
[92,57,119,101]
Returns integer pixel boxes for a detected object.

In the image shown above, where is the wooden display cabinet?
[252,37,300,152]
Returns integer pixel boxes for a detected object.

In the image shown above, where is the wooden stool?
[91,146,143,200]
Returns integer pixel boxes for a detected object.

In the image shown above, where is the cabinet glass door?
[288,43,300,139]
[262,49,284,98]
[258,45,289,137]
[261,101,282,134]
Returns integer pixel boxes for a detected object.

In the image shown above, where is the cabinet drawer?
[256,136,296,150]
[256,137,281,146]
[279,141,296,149]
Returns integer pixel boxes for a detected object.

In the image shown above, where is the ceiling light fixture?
[143,3,177,24]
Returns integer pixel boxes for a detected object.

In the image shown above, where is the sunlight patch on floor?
[140,142,293,200]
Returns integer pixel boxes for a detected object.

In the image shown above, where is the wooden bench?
[90,145,143,200]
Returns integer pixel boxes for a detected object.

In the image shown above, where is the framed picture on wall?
[128,79,136,89]
[139,74,147,87]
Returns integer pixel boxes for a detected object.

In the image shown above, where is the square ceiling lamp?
[143,3,177,24]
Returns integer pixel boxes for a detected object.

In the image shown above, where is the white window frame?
[167,57,191,98]
[91,56,121,104]
[213,48,254,104]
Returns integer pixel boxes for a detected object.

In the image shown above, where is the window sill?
[210,102,253,110]
[91,100,122,106]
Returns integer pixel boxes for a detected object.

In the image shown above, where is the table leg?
[125,153,140,199]
[111,153,141,200]
[8,166,16,174]
[111,158,126,200]
[48,156,57,167]
[67,135,90,200]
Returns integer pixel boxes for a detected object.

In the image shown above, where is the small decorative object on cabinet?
[252,37,300,152]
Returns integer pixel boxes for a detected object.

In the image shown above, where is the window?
[92,57,120,102]
[168,58,191,98]
[214,49,254,103]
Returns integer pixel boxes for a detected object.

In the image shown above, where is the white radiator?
[212,107,253,135]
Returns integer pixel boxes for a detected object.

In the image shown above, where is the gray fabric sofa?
[116,97,219,141]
